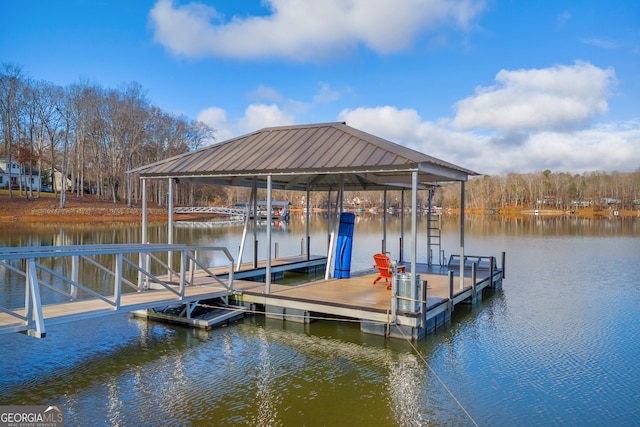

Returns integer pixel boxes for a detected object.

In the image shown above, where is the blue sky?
[2,0,639,175]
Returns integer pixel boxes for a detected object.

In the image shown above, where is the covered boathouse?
[129,122,504,340]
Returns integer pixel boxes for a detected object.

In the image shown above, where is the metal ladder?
[427,213,442,266]
[426,186,443,266]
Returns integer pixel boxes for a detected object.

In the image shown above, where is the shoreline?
[1,195,638,223]
[0,194,168,223]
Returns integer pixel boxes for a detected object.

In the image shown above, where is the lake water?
[1,213,639,426]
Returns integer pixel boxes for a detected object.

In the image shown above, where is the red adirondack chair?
[372,253,405,290]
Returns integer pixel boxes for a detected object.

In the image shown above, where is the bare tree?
[0,63,27,200]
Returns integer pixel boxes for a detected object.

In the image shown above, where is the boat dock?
[0,244,503,340]
[223,255,504,340]
[144,253,504,340]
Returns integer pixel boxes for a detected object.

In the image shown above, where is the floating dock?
[157,254,504,340]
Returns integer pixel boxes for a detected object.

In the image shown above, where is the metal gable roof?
[131,122,478,190]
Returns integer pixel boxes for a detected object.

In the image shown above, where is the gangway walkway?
[174,206,245,216]
[0,244,237,338]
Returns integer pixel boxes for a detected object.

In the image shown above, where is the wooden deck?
[234,268,491,315]
[186,259,501,339]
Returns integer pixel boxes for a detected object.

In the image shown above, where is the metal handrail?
[0,244,235,338]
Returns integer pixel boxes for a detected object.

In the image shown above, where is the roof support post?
[265,175,273,294]
[327,188,332,250]
[139,178,148,289]
[459,180,466,290]
[306,183,311,260]
[141,178,147,244]
[411,171,418,287]
[237,181,256,271]
[167,178,174,281]
[325,175,344,280]
[252,178,258,269]
[427,186,433,266]
[382,189,387,254]
[400,189,405,263]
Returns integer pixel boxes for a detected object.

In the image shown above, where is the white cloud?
[198,62,638,175]
[197,104,295,141]
[451,61,616,133]
[313,83,345,104]
[149,0,486,60]
[557,11,571,27]
[196,106,232,141]
[338,106,423,140]
[580,37,618,49]
[240,104,295,130]
[247,84,283,103]
[338,105,640,175]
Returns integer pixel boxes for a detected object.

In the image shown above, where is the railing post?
[490,256,495,287]
[24,261,33,323]
[189,250,196,285]
[137,252,143,291]
[26,259,45,338]
[228,252,234,292]
[144,251,150,290]
[114,253,122,309]
[71,255,79,300]
[420,279,427,328]
[390,274,397,323]
[180,250,187,298]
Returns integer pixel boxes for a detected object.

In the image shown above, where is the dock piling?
[501,251,506,279]
[448,270,455,313]
[471,262,477,303]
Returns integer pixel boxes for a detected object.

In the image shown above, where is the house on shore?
[0,159,44,191]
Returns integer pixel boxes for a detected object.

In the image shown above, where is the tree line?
[442,170,640,212]
[220,168,640,214]
[0,63,214,207]
[2,63,639,213]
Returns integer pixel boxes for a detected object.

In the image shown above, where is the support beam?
[400,189,405,263]
[252,178,258,269]
[306,184,311,260]
[237,182,256,271]
[411,171,418,291]
[167,178,174,280]
[325,176,344,279]
[139,179,148,289]
[141,179,148,244]
[383,189,387,254]
[266,175,273,294]
[459,181,465,290]
[26,260,45,338]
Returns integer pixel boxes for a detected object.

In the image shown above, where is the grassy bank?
[0,193,167,223]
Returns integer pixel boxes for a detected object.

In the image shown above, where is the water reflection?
[1,215,639,425]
